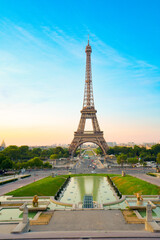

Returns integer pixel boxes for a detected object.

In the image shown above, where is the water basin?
[125,200,156,210]
[60,176,116,205]
[0,208,36,221]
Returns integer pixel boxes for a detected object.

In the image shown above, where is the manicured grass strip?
[0,178,18,185]
[5,176,67,197]
[111,175,160,195]
[19,211,37,219]
[20,174,31,179]
[84,150,94,156]
[146,172,156,177]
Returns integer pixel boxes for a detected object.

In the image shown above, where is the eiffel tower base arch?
[69,131,109,157]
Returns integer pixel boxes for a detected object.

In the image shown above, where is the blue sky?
[0,0,160,145]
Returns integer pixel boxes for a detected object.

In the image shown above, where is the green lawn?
[5,176,67,197]
[111,175,160,195]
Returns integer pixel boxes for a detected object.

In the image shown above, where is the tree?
[139,152,148,160]
[107,148,114,155]
[96,147,103,155]
[31,148,42,157]
[2,145,20,161]
[41,149,50,159]
[133,145,141,156]
[28,157,43,168]
[15,161,22,170]
[1,158,13,170]
[0,153,6,165]
[54,147,64,154]
[43,162,52,168]
[143,156,156,162]
[127,157,138,165]
[117,154,127,166]
[57,151,63,158]
[50,154,59,159]
[63,152,69,158]
[157,153,160,164]
[21,162,29,169]
[63,148,69,158]
[151,144,160,155]
[19,146,29,160]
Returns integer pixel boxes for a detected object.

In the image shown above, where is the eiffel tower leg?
[69,136,82,156]
[92,116,100,132]
[77,115,86,132]
[96,137,109,155]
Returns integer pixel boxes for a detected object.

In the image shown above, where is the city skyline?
[0,0,160,146]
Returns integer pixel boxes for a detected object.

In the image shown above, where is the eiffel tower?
[69,39,108,156]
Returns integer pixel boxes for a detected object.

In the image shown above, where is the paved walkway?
[130,173,160,187]
[0,224,17,234]
[0,171,50,195]
[31,210,144,232]
[0,230,160,239]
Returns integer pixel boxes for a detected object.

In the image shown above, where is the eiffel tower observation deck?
[69,38,108,156]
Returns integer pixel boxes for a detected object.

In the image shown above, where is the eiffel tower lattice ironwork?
[69,39,109,156]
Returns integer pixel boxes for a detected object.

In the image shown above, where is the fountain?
[125,193,156,210]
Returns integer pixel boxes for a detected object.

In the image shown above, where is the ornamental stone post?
[146,203,152,222]
[23,203,29,224]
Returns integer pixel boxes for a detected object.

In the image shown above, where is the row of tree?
[0,146,69,161]
[96,144,160,162]
[0,157,52,170]
[1,143,160,170]
[0,145,69,170]
[117,153,160,166]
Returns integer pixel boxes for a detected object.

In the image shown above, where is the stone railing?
[50,196,73,207]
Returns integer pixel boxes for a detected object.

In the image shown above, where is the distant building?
[107,142,117,147]
[117,143,127,147]
[141,142,156,149]
[117,142,135,148]
[80,144,98,149]
[127,142,135,147]
[29,144,70,150]
[0,140,6,151]
[116,142,157,149]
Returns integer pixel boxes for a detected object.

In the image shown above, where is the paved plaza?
[0,230,160,240]
[30,210,144,232]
